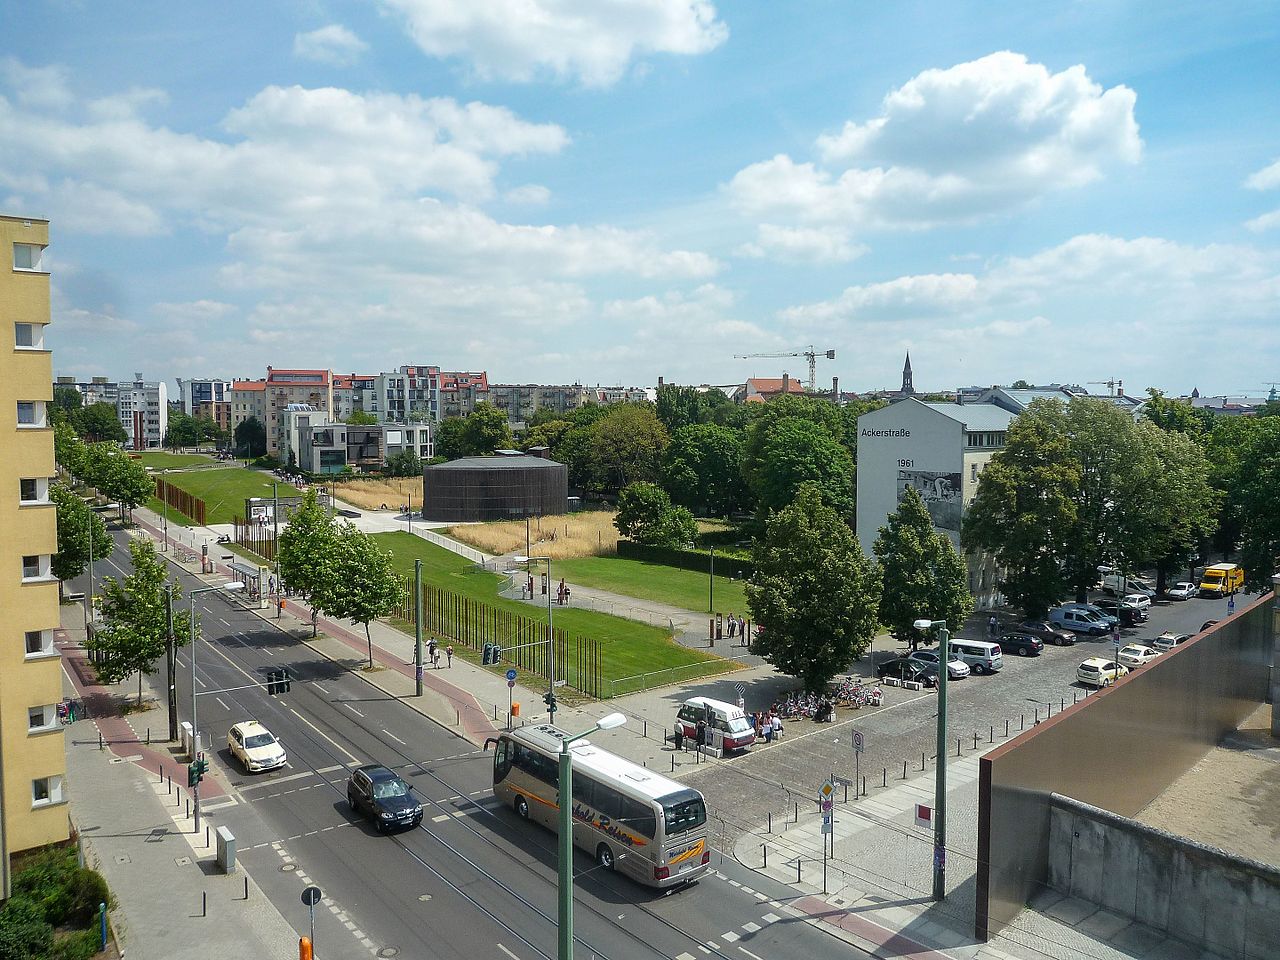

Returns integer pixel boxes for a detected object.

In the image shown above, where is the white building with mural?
[855,398,1013,610]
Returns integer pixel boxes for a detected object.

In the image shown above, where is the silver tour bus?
[491,724,710,887]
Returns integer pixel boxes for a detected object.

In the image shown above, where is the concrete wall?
[975,591,1275,940]
[1047,794,1280,959]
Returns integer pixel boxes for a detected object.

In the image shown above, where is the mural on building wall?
[898,469,962,532]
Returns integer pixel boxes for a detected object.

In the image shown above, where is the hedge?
[616,540,755,579]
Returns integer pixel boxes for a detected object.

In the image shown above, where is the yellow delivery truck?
[1199,563,1244,597]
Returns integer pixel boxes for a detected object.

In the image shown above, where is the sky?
[3,1,1279,396]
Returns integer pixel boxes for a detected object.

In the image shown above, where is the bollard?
[974,732,980,750]
[1073,691,1079,704]
[147,727,151,745]
[159,765,163,783]
[1020,713,1025,730]
[793,801,798,823]
[98,731,103,751]
[763,844,768,869]
[1061,698,1065,713]
[671,755,675,772]
[243,876,249,900]
[1005,719,1010,737]
[643,720,648,739]
[1047,702,1052,718]
[843,782,848,803]
[902,760,907,780]
[168,777,173,795]
[99,901,107,950]
[989,725,994,743]
[797,859,802,883]
[921,752,926,771]
[767,811,772,833]
[883,768,887,788]
[186,798,190,818]
[956,737,961,757]
[1034,707,1039,723]
[455,708,460,726]
[201,891,207,918]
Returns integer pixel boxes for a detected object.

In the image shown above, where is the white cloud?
[1244,159,1280,192]
[1245,209,1280,233]
[0,58,74,110]
[737,224,867,263]
[293,25,370,66]
[505,184,551,205]
[728,52,1141,233]
[379,0,728,86]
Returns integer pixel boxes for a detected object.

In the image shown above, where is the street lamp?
[914,617,950,902]
[557,712,626,960]
[189,581,245,832]
[513,555,555,716]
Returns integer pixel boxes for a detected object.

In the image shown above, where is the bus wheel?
[515,796,530,819]
[596,844,615,871]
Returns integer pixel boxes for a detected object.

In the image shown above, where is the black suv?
[877,657,939,687]
[347,764,423,832]
[997,632,1044,657]
[1015,620,1076,646]
[1091,597,1146,626]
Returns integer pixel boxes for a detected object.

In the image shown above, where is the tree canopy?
[744,417,854,519]
[319,523,404,666]
[662,423,748,517]
[1236,418,1280,590]
[164,411,224,449]
[77,402,127,444]
[344,409,379,425]
[277,490,339,636]
[233,416,267,458]
[435,403,513,460]
[50,481,113,591]
[613,481,697,546]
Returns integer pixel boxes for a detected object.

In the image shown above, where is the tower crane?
[1088,378,1124,397]
[733,345,835,392]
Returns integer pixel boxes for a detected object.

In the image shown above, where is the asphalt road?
[83,530,871,960]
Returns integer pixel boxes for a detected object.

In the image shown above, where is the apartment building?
[116,374,168,450]
[175,377,231,415]
[229,379,266,431]
[52,375,119,407]
[265,368,332,460]
[1,215,69,896]
[191,400,231,434]
[437,370,489,419]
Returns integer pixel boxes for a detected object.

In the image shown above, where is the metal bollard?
[793,801,798,823]
[201,891,206,918]
[902,760,908,780]
[989,725,994,743]
[797,859,802,883]
[1047,702,1052,718]
[168,776,173,795]
[861,775,865,797]
[843,782,848,803]
[186,798,190,817]
[1034,707,1039,723]
[643,720,648,739]
[921,752,926,771]
[98,732,104,751]
[974,732,980,750]
[243,876,249,900]
[883,768,887,787]
[1005,719,1010,737]
[763,844,768,869]
[146,727,151,745]
[767,811,772,833]
[205,825,210,847]
[671,755,675,772]
[1020,713,1025,730]
[1073,691,1079,704]
[1061,698,1065,712]
[956,737,961,757]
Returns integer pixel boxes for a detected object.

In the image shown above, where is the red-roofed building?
[736,374,807,403]
[264,367,333,458]
[229,379,267,432]
[438,370,490,419]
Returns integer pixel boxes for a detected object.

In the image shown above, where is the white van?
[675,697,756,752]
[948,639,1003,675]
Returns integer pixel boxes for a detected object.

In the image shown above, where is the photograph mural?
[898,469,962,532]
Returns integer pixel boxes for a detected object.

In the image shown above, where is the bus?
[490,724,711,888]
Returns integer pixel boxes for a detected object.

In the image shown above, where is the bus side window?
[494,740,511,782]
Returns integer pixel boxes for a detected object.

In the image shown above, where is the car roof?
[231,720,271,736]
[1080,657,1113,667]
[357,764,400,782]
[1120,644,1152,652]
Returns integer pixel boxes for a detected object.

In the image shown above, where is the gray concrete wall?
[975,591,1275,940]
[1047,794,1280,960]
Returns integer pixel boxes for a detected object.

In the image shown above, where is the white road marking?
[343,703,366,718]
[497,945,521,960]
[721,932,740,943]
[238,764,344,791]
[741,921,761,933]
[289,708,361,765]
[432,815,450,823]
[194,675,206,689]
[676,954,696,960]
[215,697,230,711]
[738,948,767,960]
[382,729,406,745]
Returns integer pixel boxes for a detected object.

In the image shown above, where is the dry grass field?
[447,511,619,559]
[332,477,422,511]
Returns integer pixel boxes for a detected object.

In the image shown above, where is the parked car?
[1122,593,1152,613]
[1090,598,1146,626]
[1165,582,1198,600]
[877,657,939,687]
[1016,620,1076,646]
[1200,620,1219,632]
[997,632,1044,657]
[948,638,1004,674]
[227,720,286,773]
[1076,657,1129,688]
[1049,606,1109,635]
[1100,572,1155,598]
[909,648,970,679]
[1117,644,1162,669]
[1152,631,1192,652]
[1064,602,1120,627]
[347,764,423,832]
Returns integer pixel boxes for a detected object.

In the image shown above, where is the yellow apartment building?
[0,215,69,897]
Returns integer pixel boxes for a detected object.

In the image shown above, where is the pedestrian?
[727,615,736,639]
[427,638,437,665]
[696,719,707,748]
[445,644,453,668]
[988,615,998,639]
[737,694,745,713]
[432,648,441,669]
[674,724,684,751]
[771,712,783,739]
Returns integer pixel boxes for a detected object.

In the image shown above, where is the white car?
[1153,631,1192,652]
[228,720,287,773]
[1122,593,1152,613]
[1077,657,1129,688]
[1166,582,1197,600]
[1117,644,1162,669]
[908,649,971,679]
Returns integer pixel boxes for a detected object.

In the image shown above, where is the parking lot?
[685,588,1253,843]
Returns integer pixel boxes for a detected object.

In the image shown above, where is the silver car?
[908,648,971,679]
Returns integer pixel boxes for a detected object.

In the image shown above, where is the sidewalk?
[58,607,296,960]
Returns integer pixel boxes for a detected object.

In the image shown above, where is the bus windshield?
[662,790,706,836]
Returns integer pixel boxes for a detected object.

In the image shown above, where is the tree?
[276,490,339,636]
[747,483,881,691]
[613,482,697,546]
[434,416,469,460]
[1236,418,1280,590]
[462,402,513,456]
[521,418,572,453]
[50,482,113,595]
[233,416,267,458]
[54,420,86,475]
[384,448,422,477]
[53,385,83,420]
[164,411,199,449]
[88,538,191,706]
[77,443,153,520]
[662,423,749,517]
[587,404,669,492]
[77,402,127,443]
[1009,379,1033,390]
[745,417,854,518]
[962,399,1080,617]
[874,487,973,640]
[1201,415,1259,560]
[344,409,379,425]
[1143,388,1213,436]
[655,384,732,433]
[319,523,404,667]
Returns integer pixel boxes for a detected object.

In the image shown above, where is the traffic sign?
[833,776,853,787]
[821,799,833,812]
[821,815,833,835]
[852,729,865,754]
[915,803,932,829]
[818,779,835,800]
[506,669,518,682]
[508,679,516,688]
[301,885,323,907]
[734,681,747,697]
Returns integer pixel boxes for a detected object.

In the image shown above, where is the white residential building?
[117,374,168,450]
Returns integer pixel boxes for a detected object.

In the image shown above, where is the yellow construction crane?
[1088,378,1124,397]
[734,346,836,392]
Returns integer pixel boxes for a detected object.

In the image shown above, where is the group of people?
[422,638,453,669]
[723,613,750,644]
[750,710,784,742]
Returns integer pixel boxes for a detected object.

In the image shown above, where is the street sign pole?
[506,668,517,730]
[301,886,323,955]
[414,560,424,697]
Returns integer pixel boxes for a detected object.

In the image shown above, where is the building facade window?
[20,477,47,502]
[15,321,44,349]
[26,629,53,657]
[22,554,50,580]
[29,704,58,733]
[32,775,63,806]
[17,400,46,428]
[13,243,44,271]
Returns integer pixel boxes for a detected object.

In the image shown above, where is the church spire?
[901,351,915,395]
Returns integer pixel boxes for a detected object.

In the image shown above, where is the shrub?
[0,896,54,959]
[66,868,110,928]
[11,847,78,924]
[51,927,102,960]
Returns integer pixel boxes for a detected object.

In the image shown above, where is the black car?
[1091,597,1146,626]
[877,657,939,687]
[347,764,423,832]
[1016,620,1076,646]
[997,632,1044,657]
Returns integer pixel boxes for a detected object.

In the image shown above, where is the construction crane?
[1232,382,1280,401]
[1088,378,1124,397]
[734,345,835,392]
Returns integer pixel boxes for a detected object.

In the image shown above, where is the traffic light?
[267,669,285,695]
[188,755,209,786]
[491,643,502,664]
[482,642,493,665]
[543,692,557,717]
[280,668,291,693]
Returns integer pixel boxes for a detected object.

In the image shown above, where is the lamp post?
[272,483,281,619]
[189,581,245,831]
[84,517,95,641]
[914,617,950,901]
[165,583,178,742]
[514,555,554,714]
[558,713,626,960]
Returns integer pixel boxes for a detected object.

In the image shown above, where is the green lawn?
[151,466,302,525]
[555,555,749,616]
[137,451,215,469]
[372,532,730,692]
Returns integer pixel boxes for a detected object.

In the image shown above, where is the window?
[15,322,43,349]
[971,463,978,482]
[20,477,45,502]
[17,400,46,428]
[14,243,44,272]
[25,630,52,656]
[22,555,49,580]
[32,775,63,806]
[29,704,56,732]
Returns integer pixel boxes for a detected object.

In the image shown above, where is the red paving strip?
[795,895,955,959]
[57,632,225,799]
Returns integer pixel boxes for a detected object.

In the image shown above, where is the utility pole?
[407,491,413,536]
[414,559,423,697]
[272,482,281,619]
[708,547,715,614]
[932,620,950,900]
[84,519,95,640]
[165,583,178,742]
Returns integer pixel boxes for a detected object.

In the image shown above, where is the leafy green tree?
[655,384,732,433]
[77,443,153,519]
[1009,379,1033,390]
[1201,415,1259,560]
[587,404,669,492]
[521,418,572,453]
[1257,399,1280,418]
[164,411,198,449]
[613,482,696,545]
[233,416,267,458]
[962,399,1080,617]
[53,385,83,420]
[54,420,86,475]
[745,417,854,518]
[320,523,404,667]
[344,409,379,425]
[747,483,881,691]
[88,538,191,706]
[276,490,338,636]
[873,487,973,640]
[1236,418,1280,590]
[662,423,749,517]
[434,416,469,460]
[1143,388,1213,436]
[50,481,113,594]
[77,401,127,443]
[384,448,422,477]
[462,402,513,455]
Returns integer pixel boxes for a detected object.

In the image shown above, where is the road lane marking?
[497,945,521,960]
[721,932,740,943]
[382,729,406,745]
[738,949,767,960]
[215,697,230,711]
[343,704,366,718]
[238,764,345,791]
[741,921,761,933]
[289,708,361,765]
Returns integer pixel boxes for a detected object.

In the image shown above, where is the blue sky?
[3,1,1278,395]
